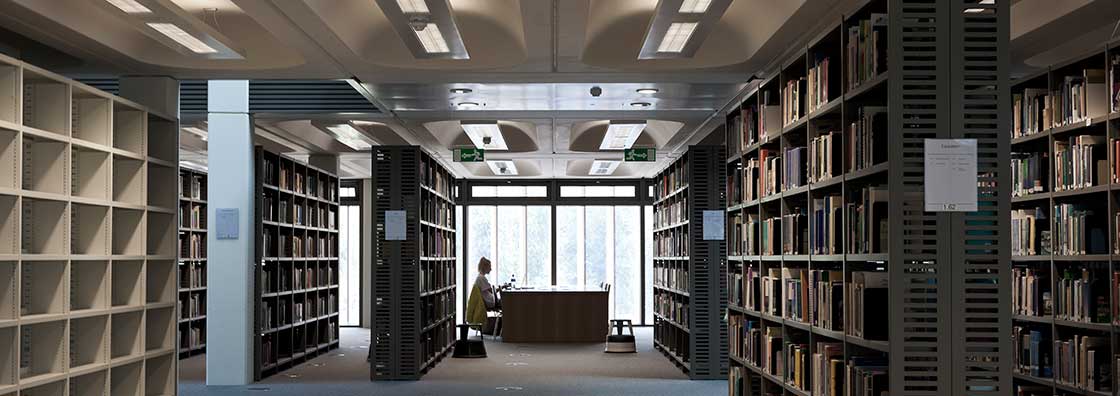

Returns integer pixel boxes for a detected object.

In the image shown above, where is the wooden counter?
[500,286,609,343]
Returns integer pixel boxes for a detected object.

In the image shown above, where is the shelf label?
[923,139,978,212]
[624,148,656,162]
[702,210,724,240]
[454,148,485,162]
[216,208,239,240]
[386,210,407,240]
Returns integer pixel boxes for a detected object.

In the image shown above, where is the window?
[338,205,361,326]
[467,206,551,288]
[495,206,526,284]
[472,185,548,198]
[526,206,552,285]
[339,186,357,198]
[556,206,584,286]
[559,185,637,198]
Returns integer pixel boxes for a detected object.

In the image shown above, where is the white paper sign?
[385,210,407,241]
[702,210,725,241]
[924,139,978,212]
[215,208,238,240]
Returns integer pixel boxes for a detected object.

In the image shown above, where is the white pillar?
[205,80,255,385]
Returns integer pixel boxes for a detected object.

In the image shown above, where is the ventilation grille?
[74,78,378,114]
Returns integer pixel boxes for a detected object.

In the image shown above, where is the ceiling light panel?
[657,22,697,53]
[600,121,647,150]
[638,0,733,59]
[374,0,469,59]
[106,0,152,13]
[147,23,218,53]
[326,124,376,151]
[487,160,518,176]
[462,121,507,150]
[414,24,450,53]
[678,0,712,13]
[396,0,429,13]
[589,160,621,176]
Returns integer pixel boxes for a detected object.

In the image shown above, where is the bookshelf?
[727,2,893,395]
[370,146,458,380]
[178,168,207,358]
[652,145,727,380]
[0,53,181,395]
[1009,45,1120,396]
[253,148,340,380]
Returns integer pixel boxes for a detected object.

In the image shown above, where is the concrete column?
[205,80,255,385]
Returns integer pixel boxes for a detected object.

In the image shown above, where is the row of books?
[261,265,338,294]
[1012,326,1051,378]
[728,213,758,256]
[1053,267,1110,324]
[179,233,205,259]
[655,228,689,257]
[1112,55,1120,113]
[268,234,337,258]
[727,366,764,396]
[761,211,807,255]
[1053,135,1106,191]
[420,319,454,365]
[728,159,758,206]
[811,195,843,255]
[421,198,455,228]
[848,187,889,255]
[180,173,206,200]
[846,14,888,90]
[1010,152,1046,197]
[1011,267,1049,317]
[655,196,688,228]
[421,228,454,258]
[420,261,455,293]
[179,203,206,229]
[807,56,832,113]
[654,262,689,292]
[179,293,204,319]
[848,106,886,173]
[1010,208,1047,257]
[421,158,454,198]
[1013,89,1050,138]
[656,159,689,199]
[1051,69,1107,128]
[759,94,781,142]
[1113,139,1120,184]
[783,146,806,190]
[420,291,453,324]
[1053,203,1107,255]
[727,107,756,156]
[811,342,844,396]
[808,131,842,184]
[179,261,205,288]
[1054,335,1111,392]
[655,293,689,327]
[782,77,806,126]
[760,149,781,198]
[786,342,810,392]
[180,326,204,349]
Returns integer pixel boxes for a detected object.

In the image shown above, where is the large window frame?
[338,180,363,327]
[459,179,656,325]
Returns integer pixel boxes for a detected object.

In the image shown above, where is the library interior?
[0,0,1108,395]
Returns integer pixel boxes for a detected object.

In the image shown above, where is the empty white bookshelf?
[0,52,180,395]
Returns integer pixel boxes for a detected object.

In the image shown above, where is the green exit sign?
[453,148,485,162]
[624,148,656,162]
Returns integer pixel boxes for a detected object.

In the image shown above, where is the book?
[807,55,831,112]
[1011,267,1047,316]
[847,186,888,254]
[1011,151,1047,197]
[848,106,887,172]
[808,130,842,183]
[1010,207,1046,256]
[1013,88,1051,138]
[1053,134,1107,191]
[1013,326,1052,377]
[1053,203,1107,255]
[846,13,888,90]
[783,146,806,190]
[812,194,843,255]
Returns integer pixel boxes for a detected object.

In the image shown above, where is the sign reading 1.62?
[454,148,485,162]
[624,148,655,162]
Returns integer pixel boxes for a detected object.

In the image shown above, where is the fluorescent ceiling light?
[106,0,151,13]
[966,0,994,13]
[636,88,659,94]
[326,124,375,151]
[462,121,508,150]
[450,88,472,94]
[182,126,208,141]
[589,160,621,176]
[657,22,698,53]
[457,101,480,109]
[414,24,450,53]
[487,160,518,176]
[678,0,712,13]
[600,121,647,150]
[396,0,429,13]
[146,23,218,54]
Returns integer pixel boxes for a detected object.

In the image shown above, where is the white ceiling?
[0,0,1113,178]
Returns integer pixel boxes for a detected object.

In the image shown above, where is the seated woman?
[473,257,500,310]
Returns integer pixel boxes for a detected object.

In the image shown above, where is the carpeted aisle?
[177,327,726,396]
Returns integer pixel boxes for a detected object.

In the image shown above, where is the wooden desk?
[500,286,609,343]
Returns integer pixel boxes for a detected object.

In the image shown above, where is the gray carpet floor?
[178,327,726,396]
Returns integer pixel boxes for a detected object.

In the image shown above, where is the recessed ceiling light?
[487,160,518,176]
[457,102,480,109]
[657,22,698,53]
[413,23,450,53]
[106,0,151,13]
[601,121,647,150]
[461,121,507,150]
[630,102,652,108]
[325,124,375,151]
[182,126,208,141]
[146,23,218,54]
[450,88,473,94]
[589,160,621,176]
[636,88,659,94]
[395,0,429,13]
[678,0,712,13]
